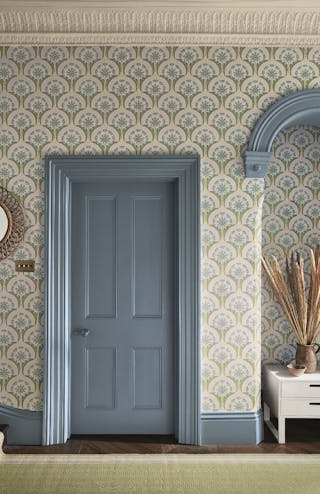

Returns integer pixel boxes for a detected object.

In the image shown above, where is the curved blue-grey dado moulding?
[244,89,320,178]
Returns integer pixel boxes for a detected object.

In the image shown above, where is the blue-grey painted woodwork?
[201,411,263,445]
[243,151,272,179]
[84,347,116,409]
[85,196,117,318]
[132,347,162,409]
[0,407,263,446]
[71,181,174,434]
[44,156,200,445]
[244,88,320,177]
[0,405,42,445]
[132,197,163,318]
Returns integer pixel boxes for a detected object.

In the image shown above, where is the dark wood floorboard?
[3,419,320,454]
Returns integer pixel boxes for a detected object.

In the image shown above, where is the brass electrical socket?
[15,260,35,272]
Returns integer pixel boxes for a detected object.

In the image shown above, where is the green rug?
[1,453,320,494]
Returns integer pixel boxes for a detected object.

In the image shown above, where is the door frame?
[43,155,200,446]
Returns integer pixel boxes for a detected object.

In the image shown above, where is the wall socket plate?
[15,260,35,272]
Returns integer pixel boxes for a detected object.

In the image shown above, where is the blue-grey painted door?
[71,181,174,434]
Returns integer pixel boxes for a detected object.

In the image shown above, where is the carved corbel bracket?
[244,151,272,179]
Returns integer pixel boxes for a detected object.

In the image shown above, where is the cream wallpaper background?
[262,125,320,365]
[0,45,319,412]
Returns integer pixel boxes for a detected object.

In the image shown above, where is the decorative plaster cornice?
[1,1,320,7]
[1,6,320,45]
[3,32,320,47]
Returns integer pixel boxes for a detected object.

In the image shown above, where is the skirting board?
[0,406,263,446]
[201,410,264,445]
[0,405,42,445]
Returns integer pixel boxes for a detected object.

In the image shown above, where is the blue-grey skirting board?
[201,411,264,445]
[0,405,42,445]
[0,404,263,445]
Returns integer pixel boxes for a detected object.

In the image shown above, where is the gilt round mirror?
[0,186,24,259]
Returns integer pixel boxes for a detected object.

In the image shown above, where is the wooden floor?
[3,419,320,454]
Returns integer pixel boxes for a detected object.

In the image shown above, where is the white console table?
[262,363,320,444]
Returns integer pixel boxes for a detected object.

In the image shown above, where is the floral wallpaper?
[262,125,320,365]
[0,45,319,413]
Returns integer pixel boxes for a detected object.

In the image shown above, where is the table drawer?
[282,381,320,397]
[281,398,320,417]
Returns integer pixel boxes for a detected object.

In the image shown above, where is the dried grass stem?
[262,247,320,345]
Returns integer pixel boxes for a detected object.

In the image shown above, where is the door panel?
[71,181,174,434]
[132,197,163,318]
[132,347,162,409]
[84,347,116,409]
[85,196,117,318]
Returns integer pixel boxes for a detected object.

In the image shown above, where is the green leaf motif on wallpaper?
[0,45,319,413]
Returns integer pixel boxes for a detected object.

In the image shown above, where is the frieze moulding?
[1,5,320,45]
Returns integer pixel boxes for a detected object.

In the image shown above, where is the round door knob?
[72,328,91,337]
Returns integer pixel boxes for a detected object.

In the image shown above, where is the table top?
[263,363,320,381]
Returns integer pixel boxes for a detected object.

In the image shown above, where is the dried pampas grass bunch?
[262,246,320,345]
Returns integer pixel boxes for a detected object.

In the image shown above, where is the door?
[71,181,175,434]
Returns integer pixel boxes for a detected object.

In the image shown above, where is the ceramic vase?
[295,343,320,373]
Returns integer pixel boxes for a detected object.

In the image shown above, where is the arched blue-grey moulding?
[244,88,320,178]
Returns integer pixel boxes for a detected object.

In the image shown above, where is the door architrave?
[43,155,200,446]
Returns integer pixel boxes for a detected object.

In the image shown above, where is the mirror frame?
[0,186,25,259]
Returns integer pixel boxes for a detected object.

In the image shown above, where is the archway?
[244,89,320,178]
[245,88,320,366]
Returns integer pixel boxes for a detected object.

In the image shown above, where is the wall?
[0,45,319,413]
[262,125,320,364]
